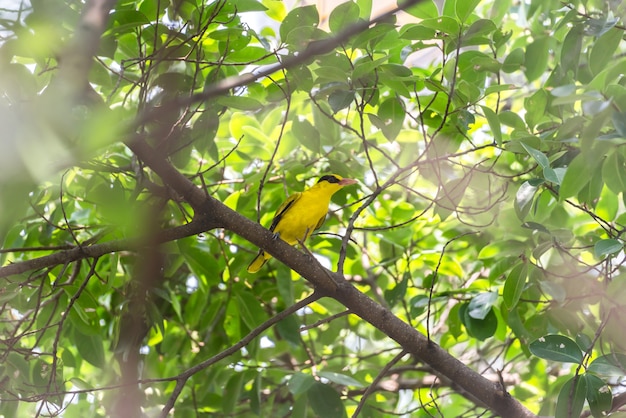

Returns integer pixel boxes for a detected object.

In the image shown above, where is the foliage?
[2,0,626,417]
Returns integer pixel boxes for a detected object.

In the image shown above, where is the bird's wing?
[269,192,302,232]
[313,213,327,231]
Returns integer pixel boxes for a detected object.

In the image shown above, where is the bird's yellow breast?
[272,187,334,245]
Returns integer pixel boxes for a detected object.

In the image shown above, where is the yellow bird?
[247,174,357,273]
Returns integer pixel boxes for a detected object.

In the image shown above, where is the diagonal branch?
[126,129,536,418]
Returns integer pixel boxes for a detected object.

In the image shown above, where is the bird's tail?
[247,250,271,273]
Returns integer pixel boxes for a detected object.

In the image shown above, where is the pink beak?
[339,178,358,186]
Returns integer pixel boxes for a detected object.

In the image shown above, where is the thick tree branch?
[126,138,535,418]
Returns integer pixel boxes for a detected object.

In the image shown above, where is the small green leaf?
[460,302,498,341]
[503,262,528,309]
[499,110,526,129]
[216,95,264,111]
[318,371,364,387]
[235,289,268,329]
[502,48,524,73]
[222,372,245,414]
[521,142,550,169]
[594,239,623,258]
[584,374,612,417]
[292,118,320,153]
[308,382,347,418]
[468,292,498,320]
[555,376,587,418]
[288,372,316,395]
[524,89,548,130]
[524,36,551,81]
[74,329,106,368]
[384,274,408,307]
[590,28,623,76]
[329,1,360,34]
[279,5,319,45]
[602,150,626,194]
[404,0,439,19]
[276,315,302,347]
[560,25,583,78]
[434,176,470,220]
[328,89,355,113]
[529,335,583,364]
[481,105,502,145]
[514,181,539,220]
[543,167,566,185]
[588,353,626,376]
[456,0,480,22]
[377,96,405,141]
[560,154,593,199]
[420,16,461,37]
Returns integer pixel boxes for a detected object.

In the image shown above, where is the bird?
[247,174,357,273]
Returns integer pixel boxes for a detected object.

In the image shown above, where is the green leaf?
[225,0,267,12]
[279,5,320,46]
[524,89,548,130]
[464,19,497,41]
[456,0,480,22]
[376,96,405,141]
[468,292,498,320]
[503,262,528,309]
[529,335,583,364]
[178,238,220,287]
[594,239,623,258]
[291,118,320,153]
[560,154,593,199]
[524,36,551,81]
[481,105,502,145]
[515,180,540,220]
[318,371,364,387]
[612,111,626,138]
[588,353,626,376]
[276,315,302,347]
[590,28,623,76]
[216,95,264,111]
[560,25,583,78]
[222,372,245,414]
[499,110,526,129]
[328,89,355,113]
[329,1,360,34]
[384,274,408,307]
[502,48,525,73]
[521,142,550,169]
[288,372,316,396]
[460,302,498,341]
[555,376,587,418]
[74,329,106,368]
[434,176,471,220]
[308,382,347,418]
[420,16,461,37]
[584,374,612,417]
[543,167,566,185]
[235,289,268,329]
[404,0,439,19]
[602,150,626,194]
[584,16,618,37]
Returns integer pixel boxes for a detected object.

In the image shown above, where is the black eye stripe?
[318,175,340,184]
